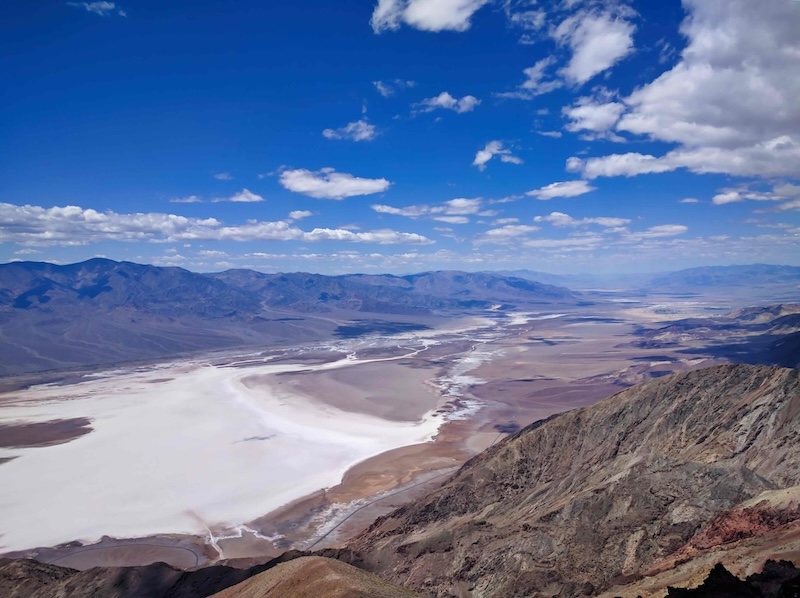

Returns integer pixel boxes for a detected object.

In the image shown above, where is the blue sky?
[1,0,799,274]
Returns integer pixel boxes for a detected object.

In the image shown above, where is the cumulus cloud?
[372,197,482,223]
[322,119,377,142]
[287,210,313,221]
[67,1,126,17]
[563,96,626,137]
[534,211,630,228]
[527,180,596,200]
[415,91,480,114]
[226,189,264,203]
[572,0,800,179]
[279,167,391,200]
[0,203,432,247]
[552,8,636,85]
[472,141,523,171]
[371,0,492,33]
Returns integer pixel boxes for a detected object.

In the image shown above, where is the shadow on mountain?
[678,330,800,369]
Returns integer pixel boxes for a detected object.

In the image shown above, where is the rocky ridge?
[344,364,800,597]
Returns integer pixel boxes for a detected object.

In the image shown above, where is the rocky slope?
[345,364,800,597]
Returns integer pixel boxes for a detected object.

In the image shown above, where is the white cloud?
[777,199,800,212]
[472,141,523,171]
[574,0,800,180]
[712,191,743,205]
[679,197,700,204]
[537,131,563,139]
[434,216,470,224]
[288,210,313,221]
[623,224,688,240]
[523,235,603,249]
[416,91,480,114]
[563,97,626,135]
[371,197,481,223]
[227,189,264,203]
[527,180,596,200]
[67,2,125,17]
[322,119,378,142]
[371,0,492,33]
[711,183,800,205]
[534,211,630,228]
[480,224,540,241]
[567,152,675,178]
[496,57,562,100]
[170,195,203,204]
[279,167,391,200]
[372,79,416,97]
[493,217,519,225]
[552,9,636,84]
[442,198,482,214]
[0,203,432,246]
[213,172,233,181]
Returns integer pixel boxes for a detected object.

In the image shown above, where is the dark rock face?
[666,560,800,597]
[0,551,303,598]
[344,364,800,597]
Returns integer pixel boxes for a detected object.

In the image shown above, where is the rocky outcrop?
[345,364,800,597]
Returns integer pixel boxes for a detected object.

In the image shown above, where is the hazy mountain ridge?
[0,259,578,375]
[343,364,800,597]
[210,269,575,314]
[649,265,800,289]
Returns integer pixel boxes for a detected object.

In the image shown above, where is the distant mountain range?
[649,264,800,289]
[0,259,577,375]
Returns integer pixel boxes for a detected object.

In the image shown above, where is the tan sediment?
[244,359,442,423]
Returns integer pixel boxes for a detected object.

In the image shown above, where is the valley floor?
[0,291,771,570]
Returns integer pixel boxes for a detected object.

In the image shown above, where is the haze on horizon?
[1,0,799,275]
